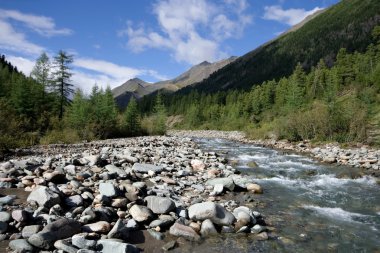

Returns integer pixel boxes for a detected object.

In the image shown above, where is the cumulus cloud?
[120,0,252,65]
[5,55,36,76]
[263,5,323,26]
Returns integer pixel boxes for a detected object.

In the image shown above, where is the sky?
[0,0,339,93]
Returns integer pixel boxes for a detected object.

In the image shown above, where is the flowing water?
[186,138,380,253]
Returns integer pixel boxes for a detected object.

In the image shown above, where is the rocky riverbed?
[0,136,270,253]
[169,130,380,177]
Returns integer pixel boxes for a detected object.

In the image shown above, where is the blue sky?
[0,0,339,92]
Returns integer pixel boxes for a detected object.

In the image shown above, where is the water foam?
[308,174,377,187]
[303,205,370,223]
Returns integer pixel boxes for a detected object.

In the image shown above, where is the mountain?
[178,0,380,93]
[112,57,237,108]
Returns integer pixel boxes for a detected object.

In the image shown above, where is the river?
[182,138,380,253]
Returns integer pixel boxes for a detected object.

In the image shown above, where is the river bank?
[0,136,270,252]
[168,130,380,178]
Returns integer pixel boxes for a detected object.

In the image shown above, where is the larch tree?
[52,50,74,119]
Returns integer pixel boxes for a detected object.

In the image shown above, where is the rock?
[233,206,254,227]
[206,178,235,191]
[200,219,217,236]
[112,198,128,208]
[246,183,263,194]
[253,232,268,240]
[99,183,118,197]
[107,219,129,239]
[43,171,65,183]
[247,161,258,168]
[9,239,35,253]
[0,195,16,205]
[83,221,111,233]
[0,211,11,222]
[129,205,154,222]
[28,218,81,249]
[22,225,41,239]
[162,240,177,251]
[132,163,163,173]
[148,229,165,240]
[0,221,8,233]
[251,224,265,234]
[97,239,139,253]
[323,156,336,164]
[126,219,138,229]
[169,223,200,241]
[65,195,83,207]
[27,186,61,208]
[54,239,78,253]
[105,164,126,175]
[221,226,235,233]
[188,202,235,226]
[145,196,175,214]
[210,184,224,196]
[190,159,205,171]
[72,233,97,250]
[149,215,175,229]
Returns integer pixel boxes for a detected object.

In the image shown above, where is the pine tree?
[152,93,167,135]
[66,89,90,138]
[123,97,141,136]
[51,50,74,119]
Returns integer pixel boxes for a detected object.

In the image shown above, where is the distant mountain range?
[112,57,237,108]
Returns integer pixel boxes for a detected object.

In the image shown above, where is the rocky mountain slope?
[112,57,237,108]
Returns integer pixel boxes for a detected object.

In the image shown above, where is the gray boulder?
[97,239,139,253]
[206,178,235,191]
[9,239,35,253]
[129,205,154,222]
[200,219,217,236]
[27,186,61,208]
[169,222,200,241]
[28,218,81,249]
[145,196,175,214]
[132,163,163,173]
[188,202,235,226]
[99,183,117,197]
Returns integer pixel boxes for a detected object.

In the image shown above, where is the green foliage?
[51,50,74,119]
[123,97,141,136]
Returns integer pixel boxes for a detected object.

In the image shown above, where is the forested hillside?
[180,0,380,93]
[159,27,380,144]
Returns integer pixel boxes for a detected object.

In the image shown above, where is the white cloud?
[120,0,252,65]
[0,20,45,55]
[6,55,36,76]
[0,9,72,37]
[263,5,323,26]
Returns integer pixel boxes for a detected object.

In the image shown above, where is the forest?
[1,26,379,157]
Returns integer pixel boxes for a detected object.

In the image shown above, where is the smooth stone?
[149,215,175,228]
[112,198,128,208]
[145,196,175,214]
[28,218,81,249]
[0,211,11,222]
[43,171,65,183]
[129,205,154,223]
[97,239,139,253]
[27,186,61,208]
[12,210,28,223]
[221,226,235,233]
[188,202,235,226]
[54,239,78,253]
[99,183,118,197]
[65,195,83,207]
[72,233,97,250]
[210,184,224,196]
[9,239,35,253]
[251,224,265,234]
[200,219,217,236]
[206,178,235,191]
[253,232,269,240]
[233,206,254,226]
[107,219,129,240]
[148,229,165,240]
[190,159,205,171]
[169,222,200,241]
[132,163,163,173]
[105,165,126,175]
[126,219,138,229]
[246,183,263,194]
[83,221,111,233]
[0,195,16,205]
[22,225,41,239]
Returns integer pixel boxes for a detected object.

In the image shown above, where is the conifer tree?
[152,93,167,135]
[123,97,141,136]
[31,52,51,91]
[51,50,74,119]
